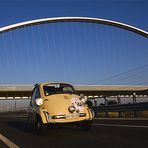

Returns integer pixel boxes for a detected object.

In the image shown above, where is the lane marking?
[0,133,20,148]
[94,118,148,121]
[93,123,148,128]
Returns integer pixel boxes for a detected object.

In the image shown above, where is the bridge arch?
[0,17,148,37]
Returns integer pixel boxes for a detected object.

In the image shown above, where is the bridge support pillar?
[117,96,121,117]
[104,97,108,117]
[117,96,121,104]
[94,98,97,107]
[132,93,137,118]
[93,98,98,117]
[104,97,107,106]
[14,100,16,109]
[133,93,137,104]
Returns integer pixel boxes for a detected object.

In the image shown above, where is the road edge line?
[94,118,148,120]
[0,133,20,148]
[93,123,148,128]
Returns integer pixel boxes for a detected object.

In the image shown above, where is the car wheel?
[34,116,46,134]
[81,120,92,131]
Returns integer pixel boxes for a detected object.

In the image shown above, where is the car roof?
[38,82,72,87]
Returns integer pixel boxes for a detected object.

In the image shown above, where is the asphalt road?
[0,116,148,148]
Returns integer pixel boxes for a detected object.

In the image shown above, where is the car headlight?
[35,98,44,106]
[68,106,75,113]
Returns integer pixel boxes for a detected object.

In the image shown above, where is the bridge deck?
[0,85,148,98]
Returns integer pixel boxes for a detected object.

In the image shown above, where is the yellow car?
[27,82,93,132]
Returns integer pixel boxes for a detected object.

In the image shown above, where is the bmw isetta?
[27,82,93,132]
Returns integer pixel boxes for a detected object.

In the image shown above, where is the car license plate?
[66,114,79,119]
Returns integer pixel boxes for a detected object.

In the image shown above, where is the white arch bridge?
[0,16,148,98]
[0,17,148,115]
[0,17,148,37]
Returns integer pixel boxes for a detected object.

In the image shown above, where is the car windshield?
[43,83,77,96]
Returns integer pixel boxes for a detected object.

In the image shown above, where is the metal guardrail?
[1,102,148,119]
[0,107,28,117]
[91,102,148,112]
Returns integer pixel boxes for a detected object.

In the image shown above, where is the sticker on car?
[71,98,84,112]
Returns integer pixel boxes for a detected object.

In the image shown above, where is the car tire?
[81,120,92,131]
[34,116,46,134]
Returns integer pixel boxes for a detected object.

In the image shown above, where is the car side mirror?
[80,94,85,99]
[80,94,88,104]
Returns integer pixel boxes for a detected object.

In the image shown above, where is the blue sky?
[0,0,148,85]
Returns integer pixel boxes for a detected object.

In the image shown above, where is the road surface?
[0,116,148,148]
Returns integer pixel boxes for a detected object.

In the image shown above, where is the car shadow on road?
[5,118,86,136]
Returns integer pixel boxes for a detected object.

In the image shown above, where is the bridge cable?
[89,63,148,85]
[107,67,148,85]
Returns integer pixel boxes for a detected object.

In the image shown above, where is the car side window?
[32,88,36,100]
[35,87,40,98]
[30,87,40,106]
